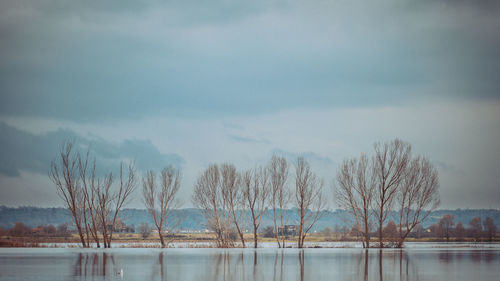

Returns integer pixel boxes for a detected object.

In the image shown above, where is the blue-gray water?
[1,245,499,281]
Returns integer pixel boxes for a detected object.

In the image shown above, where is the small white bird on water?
[117,268,123,278]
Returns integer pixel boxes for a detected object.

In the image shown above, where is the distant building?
[106,219,134,233]
[279,225,298,236]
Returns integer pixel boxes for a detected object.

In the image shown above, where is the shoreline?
[2,240,500,249]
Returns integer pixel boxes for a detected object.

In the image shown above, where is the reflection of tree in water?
[73,252,120,279]
[299,250,305,281]
[470,250,498,263]
[272,250,285,281]
[149,252,167,281]
[353,250,419,281]
[213,252,232,281]
[438,250,497,264]
[205,250,289,281]
[208,251,247,281]
[194,247,500,281]
[383,250,419,281]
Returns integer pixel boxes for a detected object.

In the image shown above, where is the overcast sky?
[1,0,499,209]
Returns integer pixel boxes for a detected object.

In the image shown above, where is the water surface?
[1,245,499,281]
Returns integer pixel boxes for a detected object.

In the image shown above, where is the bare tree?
[382,220,398,240]
[294,157,325,248]
[78,154,101,248]
[139,222,152,240]
[95,173,114,248]
[77,150,135,248]
[242,166,270,248]
[454,221,464,241]
[373,139,411,247]
[396,157,440,247]
[335,154,376,248]
[220,163,246,247]
[483,217,497,242]
[269,155,290,248]
[51,141,137,248]
[143,166,181,248]
[49,141,87,247]
[192,164,234,247]
[469,217,482,241]
[104,162,136,247]
[438,214,454,242]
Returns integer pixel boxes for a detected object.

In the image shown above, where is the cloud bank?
[0,0,499,209]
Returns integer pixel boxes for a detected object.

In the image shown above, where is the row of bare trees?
[49,142,136,248]
[192,156,325,248]
[335,139,440,248]
[51,138,439,249]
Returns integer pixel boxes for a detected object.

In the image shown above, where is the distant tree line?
[0,220,136,239]
[425,214,498,242]
[0,222,70,238]
[347,215,498,244]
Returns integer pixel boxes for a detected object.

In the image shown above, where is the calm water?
[1,245,499,281]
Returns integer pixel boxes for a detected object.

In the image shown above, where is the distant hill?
[1,206,499,231]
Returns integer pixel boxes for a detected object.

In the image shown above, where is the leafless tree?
[143,166,181,248]
[396,157,440,247]
[51,141,137,248]
[220,163,246,247]
[455,221,465,241]
[269,155,290,248]
[95,172,114,248]
[78,154,101,248]
[483,217,497,242]
[438,214,454,242]
[104,162,136,247]
[78,152,135,248]
[382,220,398,240]
[49,141,87,247]
[335,154,376,248]
[192,164,234,247]
[242,166,270,248]
[139,222,152,240]
[373,139,411,247]
[294,157,325,248]
[469,217,482,241]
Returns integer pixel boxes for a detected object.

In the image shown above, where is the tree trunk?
[232,214,245,247]
[365,227,370,249]
[378,217,384,248]
[76,224,87,248]
[397,237,404,248]
[397,231,410,248]
[238,231,246,248]
[253,227,258,248]
[273,209,281,248]
[298,223,304,248]
[159,232,166,248]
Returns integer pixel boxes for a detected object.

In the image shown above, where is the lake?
[1,243,499,281]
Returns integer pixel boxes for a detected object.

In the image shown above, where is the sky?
[0,0,499,209]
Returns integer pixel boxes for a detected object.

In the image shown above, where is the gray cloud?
[229,135,270,144]
[0,0,499,209]
[271,148,335,166]
[434,161,466,176]
[1,0,499,121]
[0,122,183,177]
